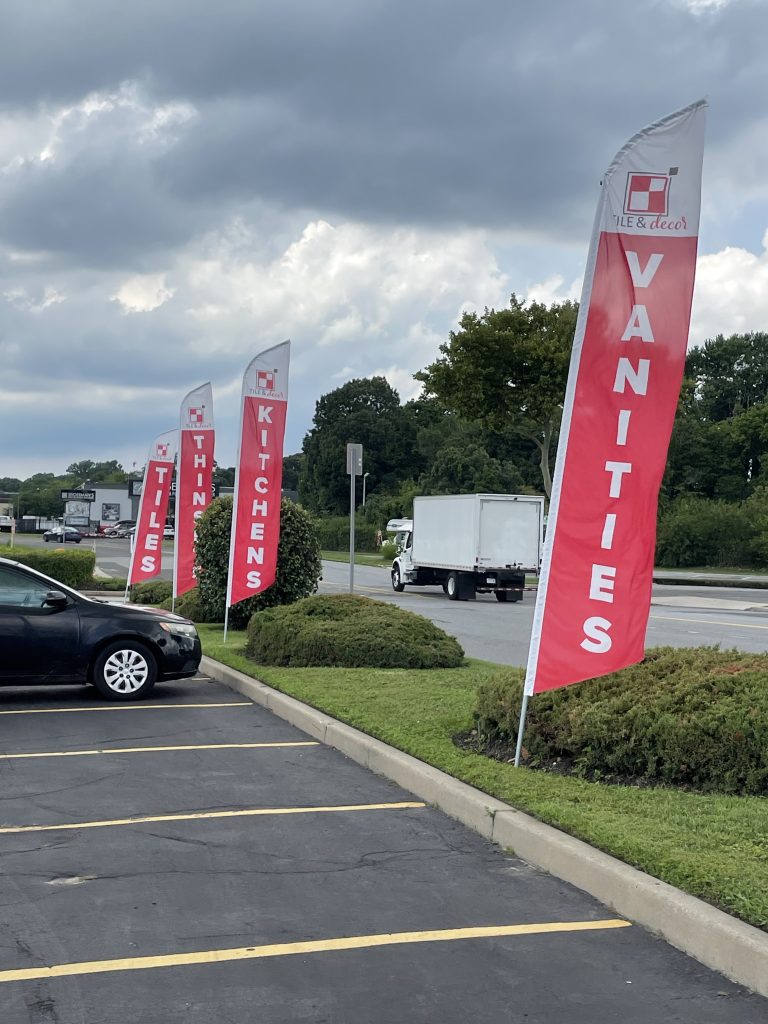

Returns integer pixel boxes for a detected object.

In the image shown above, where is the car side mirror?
[44,590,69,609]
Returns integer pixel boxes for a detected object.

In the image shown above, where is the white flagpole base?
[513,692,530,768]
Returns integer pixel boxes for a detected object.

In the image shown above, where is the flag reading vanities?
[524,101,706,709]
[127,429,178,587]
[173,383,215,602]
[225,341,290,633]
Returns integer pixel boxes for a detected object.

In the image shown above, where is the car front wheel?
[392,566,405,592]
[92,641,157,701]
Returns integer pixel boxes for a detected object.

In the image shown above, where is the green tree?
[300,377,415,514]
[212,463,236,487]
[18,473,74,517]
[686,332,768,421]
[281,453,304,492]
[421,443,524,495]
[415,296,577,497]
[0,477,21,493]
[194,495,321,628]
[66,459,127,482]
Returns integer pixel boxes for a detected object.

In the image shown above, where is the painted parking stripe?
[0,702,251,716]
[1,741,319,760]
[0,919,630,984]
[0,801,426,835]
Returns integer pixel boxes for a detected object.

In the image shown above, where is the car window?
[0,566,52,607]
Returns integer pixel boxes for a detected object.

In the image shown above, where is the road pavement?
[320,561,768,665]
[0,677,764,1022]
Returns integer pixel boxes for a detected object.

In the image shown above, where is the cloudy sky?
[2,0,767,478]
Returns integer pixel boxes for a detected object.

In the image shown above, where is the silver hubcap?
[393,570,399,586]
[103,649,149,693]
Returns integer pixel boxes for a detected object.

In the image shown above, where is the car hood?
[99,601,195,627]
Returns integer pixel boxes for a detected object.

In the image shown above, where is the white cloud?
[690,229,768,344]
[112,273,175,313]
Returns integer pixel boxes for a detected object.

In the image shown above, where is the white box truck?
[388,494,544,602]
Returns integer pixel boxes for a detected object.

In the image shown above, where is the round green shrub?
[245,593,464,668]
[195,495,322,628]
[130,580,173,605]
[474,647,768,795]
[157,586,208,622]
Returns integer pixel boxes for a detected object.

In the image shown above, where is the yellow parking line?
[0,801,426,835]
[1,741,319,760]
[0,702,251,716]
[0,918,630,983]
[649,614,768,630]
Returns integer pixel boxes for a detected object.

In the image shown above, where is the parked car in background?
[163,524,175,538]
[0,556,201,700]
[103,520,136,538]
[42,527,84,544]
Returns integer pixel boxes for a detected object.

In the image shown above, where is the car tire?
[92,641,157,701]
[495,591,509,602]
[44,536,51,543]
[392,566,405,592]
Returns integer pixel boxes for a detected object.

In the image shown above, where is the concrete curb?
[201,655,768,998]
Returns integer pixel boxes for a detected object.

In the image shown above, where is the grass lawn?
[321,549,389,568]
[199,624,768,931]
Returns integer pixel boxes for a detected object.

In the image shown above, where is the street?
[320,560,768,665]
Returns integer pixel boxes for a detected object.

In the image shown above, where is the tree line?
[295,299,768,566]
[5,296,767,567]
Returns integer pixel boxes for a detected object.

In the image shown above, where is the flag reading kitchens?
[173,383,215,601]
[226,341,290,618]
[525,101,706,697]
[128,430,178,586]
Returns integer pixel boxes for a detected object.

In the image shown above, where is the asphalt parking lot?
[0,677,765,1023]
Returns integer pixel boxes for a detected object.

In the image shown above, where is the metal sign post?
[346,443,363,593]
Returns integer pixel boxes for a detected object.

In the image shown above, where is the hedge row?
[656,492,768,568]
[474,647,768,795]
[246,594,464,668]
[0,545,96,589]
[314,516,380,553]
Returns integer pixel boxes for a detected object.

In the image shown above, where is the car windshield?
[2,559,97,604]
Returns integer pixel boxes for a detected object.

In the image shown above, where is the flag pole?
[223,604,230,644]
[513,693,530,767]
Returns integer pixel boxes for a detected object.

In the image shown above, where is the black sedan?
[0,556,201,700]
[42,526,84,543]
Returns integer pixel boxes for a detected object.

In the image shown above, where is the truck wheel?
[495,591,509,602]
[446,572,460,600]
[442,580,449,594]
[391,566,405,593]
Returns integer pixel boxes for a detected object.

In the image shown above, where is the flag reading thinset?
[174,383,215,601]
[226,341,290,609]
[525,101,706,696]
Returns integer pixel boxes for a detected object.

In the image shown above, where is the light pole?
[362,472,370,507]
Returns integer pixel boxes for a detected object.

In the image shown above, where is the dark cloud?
[0,0,766,263]
[2,0,768,476]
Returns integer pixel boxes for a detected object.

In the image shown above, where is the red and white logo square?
[624,173,670,215]
[155,443,169,458]
[257,370,276,390]
[188,406,205,425]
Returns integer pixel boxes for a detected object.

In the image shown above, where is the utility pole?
[346,444,363,593]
